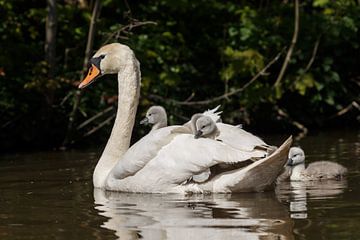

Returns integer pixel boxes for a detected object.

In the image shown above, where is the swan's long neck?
[151,119,167,131]
[290,163,306,181]
[93,57,140,188]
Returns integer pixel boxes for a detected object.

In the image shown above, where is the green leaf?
[294,73,316,95]
[313,0,329,7]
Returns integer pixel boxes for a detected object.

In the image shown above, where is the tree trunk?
[45,0,57,79]
[273,0,299,87]
[82,0,101,73]
[62,0,101,148]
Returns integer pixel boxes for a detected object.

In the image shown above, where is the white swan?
[140,106,167,131]
[78,43,292,193]
[283,147,347,181]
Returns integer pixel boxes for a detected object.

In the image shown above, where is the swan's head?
[194,116,218,139]
[287,147,305,166]
[188,113,203,134]
[140,106,167,126]
[79,43,135,89]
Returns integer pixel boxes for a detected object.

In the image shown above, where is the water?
[0,130,359,239]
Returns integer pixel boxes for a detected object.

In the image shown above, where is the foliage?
[0,0,359,151]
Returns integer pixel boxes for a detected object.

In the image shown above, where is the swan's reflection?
[94,190,294,240]
[276,180,347,219]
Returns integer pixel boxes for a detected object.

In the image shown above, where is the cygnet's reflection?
[276,180,347,219]
[94,190,294,240]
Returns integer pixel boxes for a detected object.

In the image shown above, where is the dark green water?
[0,130,359,239]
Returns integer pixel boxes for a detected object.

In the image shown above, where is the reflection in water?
[94,189,294,240]
[276,180,347,219]
[288,182,308,219]
[0,129,359,240]
[276,179,348,239]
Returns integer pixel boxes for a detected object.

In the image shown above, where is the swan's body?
[79,43,292,193]
[140,106,167,131]
[285,147,347,181]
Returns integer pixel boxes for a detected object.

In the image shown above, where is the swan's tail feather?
[203,105,222,123]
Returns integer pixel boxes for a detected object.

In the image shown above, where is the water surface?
[0,130,359,239]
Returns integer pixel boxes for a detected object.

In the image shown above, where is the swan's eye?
[148,114,152,116]
[99,54,106,59]
[202,125,206,129]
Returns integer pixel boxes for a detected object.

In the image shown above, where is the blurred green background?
[0,0,359,152]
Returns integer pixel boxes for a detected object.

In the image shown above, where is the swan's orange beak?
[78,64,101,89]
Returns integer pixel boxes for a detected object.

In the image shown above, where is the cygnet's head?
[287,147,305,166]
[140,106,167,127]
[79,43,136,89]
[194,116,218,139]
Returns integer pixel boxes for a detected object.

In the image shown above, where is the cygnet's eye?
[148,113,152,116]
[201,125,206,129]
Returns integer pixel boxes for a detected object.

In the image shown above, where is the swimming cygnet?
[140,106,167,131]
[285,147,347,181]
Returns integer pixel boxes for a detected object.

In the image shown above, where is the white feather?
[202,105,222,123]
[106,134,265,193]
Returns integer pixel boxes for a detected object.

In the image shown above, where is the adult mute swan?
[78,43,292,193]
[285,147,347,181]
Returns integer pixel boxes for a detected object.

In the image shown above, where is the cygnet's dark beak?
[286,158,294,166]
[194,130,203,139]
[140,117,149,125]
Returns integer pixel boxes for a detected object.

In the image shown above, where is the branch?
[103,0,157,43]
[148,47,286,106]
[328,101,360,119]
[274,0,299,87]
[303,36,320,73]
[62,0,101,148]
[294,36,321,83]
[104,20,157,44]
[275,105,308,141]
[83,114,116,137]
[351,78,360,88]
[76,105,114,130]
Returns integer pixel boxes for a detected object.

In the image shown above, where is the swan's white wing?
[111,126,180,179]
[217,123,272,151]
[202,105,222,122]
[105,136,291,193]
[182,106,223,128]
[106,134,266,193]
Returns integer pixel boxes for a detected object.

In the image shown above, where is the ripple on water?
[0,130,359,240]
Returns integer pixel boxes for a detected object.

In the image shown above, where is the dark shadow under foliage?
[0,0,359,152]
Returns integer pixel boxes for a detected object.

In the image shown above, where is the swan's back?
[305,161,347,180]
[217,123,267,151]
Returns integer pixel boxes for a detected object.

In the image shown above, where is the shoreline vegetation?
[0,0,359,152]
